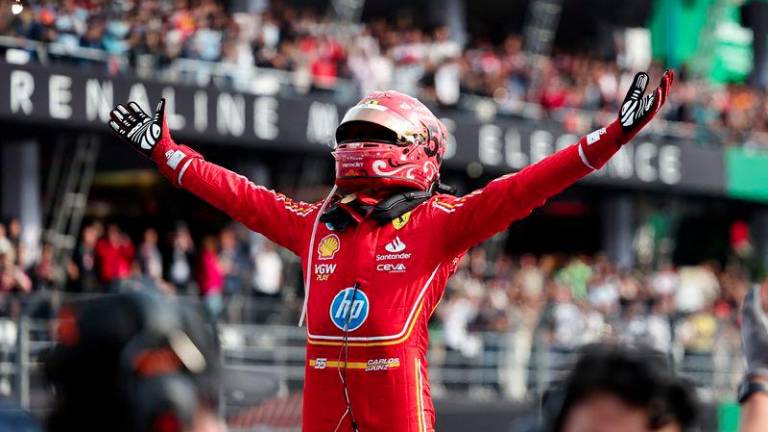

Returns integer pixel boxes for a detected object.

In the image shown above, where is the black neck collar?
[319,183,455,231]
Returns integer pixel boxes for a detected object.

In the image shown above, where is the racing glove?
[108,98,202,186]
[741,286,768,379]
[619,70,674,137]
[580,69,674,169]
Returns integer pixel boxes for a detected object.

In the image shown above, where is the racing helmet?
[333,91,448,192]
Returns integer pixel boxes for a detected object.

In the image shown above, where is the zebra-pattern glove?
[619,69,674,134]
[108,98,168,157]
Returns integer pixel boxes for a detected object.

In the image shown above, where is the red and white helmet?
[333,91,448,193]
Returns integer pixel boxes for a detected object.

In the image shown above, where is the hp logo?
[329,287,369,331]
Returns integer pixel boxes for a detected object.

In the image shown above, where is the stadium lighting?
[11,1,23,15]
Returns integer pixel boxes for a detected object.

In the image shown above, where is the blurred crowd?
[433,249,753,398]
[0,218,289,320]
[0,215,757,400]
[439,250,745,355]
[0,216,753,356]
[1,1,767,146]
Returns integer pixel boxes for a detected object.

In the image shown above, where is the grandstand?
[1,0,768,430]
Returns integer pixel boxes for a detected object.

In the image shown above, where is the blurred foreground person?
[44,291,225,432]
[541,345,698,432]
[738,285,768,431]
[109,70,673,431]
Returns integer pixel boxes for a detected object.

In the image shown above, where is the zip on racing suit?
[108,70,674,431]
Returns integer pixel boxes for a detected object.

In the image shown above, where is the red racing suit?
[152,120,630,431]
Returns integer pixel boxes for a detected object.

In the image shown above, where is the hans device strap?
[369,190,432,224]
[320,183,455,230]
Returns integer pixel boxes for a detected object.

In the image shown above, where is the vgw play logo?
[329,287,369,331]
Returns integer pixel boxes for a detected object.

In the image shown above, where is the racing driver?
[108,69,674,432]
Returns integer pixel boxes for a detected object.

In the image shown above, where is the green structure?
[649,0,752,83]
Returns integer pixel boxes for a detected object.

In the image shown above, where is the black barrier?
[0,61,725,195]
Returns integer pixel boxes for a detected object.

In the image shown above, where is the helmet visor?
[335,105,416,147]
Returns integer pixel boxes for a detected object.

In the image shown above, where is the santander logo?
[385,236,406,253]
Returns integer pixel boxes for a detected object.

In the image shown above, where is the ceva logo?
[385,236,406,253]
[376,263,406,273]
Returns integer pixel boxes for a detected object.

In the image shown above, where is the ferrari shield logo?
[392,212,411,230]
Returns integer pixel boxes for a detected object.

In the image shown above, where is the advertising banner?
[0,61,725,195]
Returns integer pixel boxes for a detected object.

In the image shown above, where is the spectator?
[644,297,674,353]
[54,0,87,51]
[540,76,569,113]
[8,7,45,41]
[441,271,483,358]
[586,263,619,315]
[6,219,21,254]
[675,263,721,313]
[650,262,679,299]
[78,18,105,50]
[0,224,11,259]
[676,307,718,353]
[69,222,101,293]
[94,224,135,288]
[167,223,195,293]
[218,228,246,298]
[557,257,592,301]
[251,240,282,297]
[32,243,57,291]
[0,249,31,295]
[102,15,130,57]
[218,227,247,321]
[138,228,163,281]
[548,281,583,349]
[429,26,461,64]
[190,15,222,62]
[197,236,223,318]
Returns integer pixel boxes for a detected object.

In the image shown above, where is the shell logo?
[317,234,341,260]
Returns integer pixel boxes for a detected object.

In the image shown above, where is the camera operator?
[44,291,226,432]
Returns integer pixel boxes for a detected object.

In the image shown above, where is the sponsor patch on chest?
[376,263,407,273]
[314,263,336,281]
[317,234,340,260]
[329,287,369,331]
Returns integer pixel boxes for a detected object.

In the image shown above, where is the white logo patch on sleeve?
[586,128,607,145]
[165,150,187,170]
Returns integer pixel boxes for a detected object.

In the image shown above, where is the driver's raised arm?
[430,70,674,259]
[108,100,318,256]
